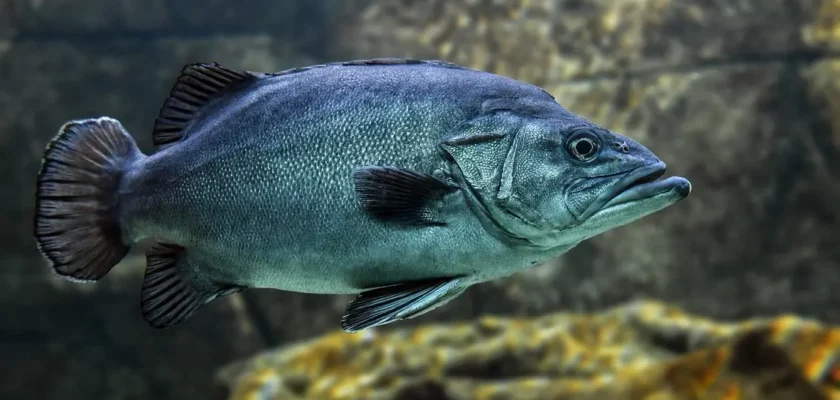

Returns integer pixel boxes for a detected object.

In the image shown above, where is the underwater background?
[2,0,840,399]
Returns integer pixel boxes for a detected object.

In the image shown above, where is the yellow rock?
[217,300,840,399]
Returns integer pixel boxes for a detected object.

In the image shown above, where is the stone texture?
[217,300,840,400]
[339,0,825,82]
[0,0,335,49]
[1,0,168,37]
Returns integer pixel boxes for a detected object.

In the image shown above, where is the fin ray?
[141,243,245,329]
[34,117,139,282]
[152,63,261,151]
[353,166,458,226]
[341,277,467,332]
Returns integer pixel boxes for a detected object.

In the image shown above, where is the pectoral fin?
[353,166,458,226]
[141,243,245,329]
[340,277,468,332]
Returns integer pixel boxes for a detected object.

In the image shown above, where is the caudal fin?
[34,117,140,282]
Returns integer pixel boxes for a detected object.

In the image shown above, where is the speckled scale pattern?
[119,60,569,294]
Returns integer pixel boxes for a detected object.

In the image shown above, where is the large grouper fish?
[33,58,691,332]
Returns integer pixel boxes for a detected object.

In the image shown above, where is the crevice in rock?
[556,49,838,84]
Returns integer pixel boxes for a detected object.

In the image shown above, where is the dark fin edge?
[340,277,466,332]
[341,58,426,66]
[353,166,458,227]
[152,63,260,151]
[34,117,138,282]
[142,243,245,329]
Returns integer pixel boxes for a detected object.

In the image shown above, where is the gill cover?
[439,111,552,247]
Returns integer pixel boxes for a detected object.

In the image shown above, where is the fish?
[33,58,691,332]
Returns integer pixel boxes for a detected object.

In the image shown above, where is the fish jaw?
[579,161,673,220]
[603,175,691,209]
[570,165,691,239]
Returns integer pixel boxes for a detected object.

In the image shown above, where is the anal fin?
[353,166,458,226]
[142,243,245,329]
[340,277,467,332]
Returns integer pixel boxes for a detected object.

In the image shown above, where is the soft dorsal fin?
[269,58,468,78]
[153,63,260,151]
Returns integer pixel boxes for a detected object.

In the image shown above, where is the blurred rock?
[217,300,840,400]
[804,0,840,51]
[1,0,168,37]
[0,0,333,50]
[340,0,825,82]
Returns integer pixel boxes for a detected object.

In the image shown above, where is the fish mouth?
[580,162,690,220]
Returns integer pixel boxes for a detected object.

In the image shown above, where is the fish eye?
[566,130,600,161]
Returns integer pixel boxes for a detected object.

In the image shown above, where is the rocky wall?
[218,300,840,400]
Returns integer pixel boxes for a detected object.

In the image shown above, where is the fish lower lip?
[603,159,694,207]
[604,176,691,207]
[579,162,668,220]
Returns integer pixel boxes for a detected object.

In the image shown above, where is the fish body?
[34,59,691,331]
[124,60,571,293]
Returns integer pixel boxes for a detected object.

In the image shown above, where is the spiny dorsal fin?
[153,63,261,151]
[152,59,467,151]
[141,242,245,329]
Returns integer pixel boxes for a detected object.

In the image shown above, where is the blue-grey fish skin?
[121,61,581,293]
[33,59,690,330]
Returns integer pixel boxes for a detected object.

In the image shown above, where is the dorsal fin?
[152,59,468,151]
[268,58,470,79]
[153,63,260,151]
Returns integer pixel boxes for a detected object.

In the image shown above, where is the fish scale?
[32,59,690,331]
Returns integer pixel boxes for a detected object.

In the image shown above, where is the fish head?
[441,112,691,248]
